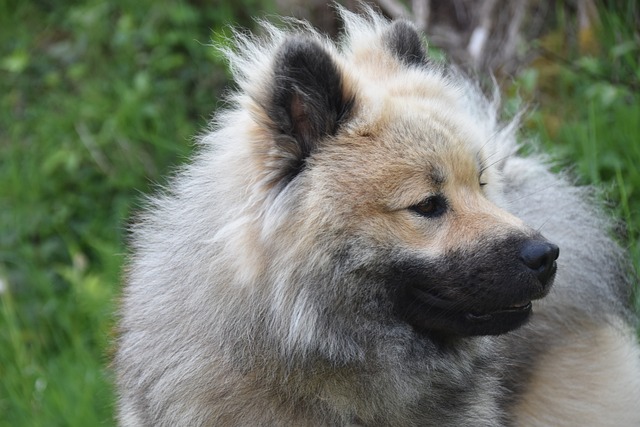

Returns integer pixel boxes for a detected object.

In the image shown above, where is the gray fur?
[115,7,640,426]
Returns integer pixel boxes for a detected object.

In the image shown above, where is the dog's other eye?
[410,195,447,218]
[479,173,487,188]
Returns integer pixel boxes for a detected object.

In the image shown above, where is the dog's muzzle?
[389,235,560,337]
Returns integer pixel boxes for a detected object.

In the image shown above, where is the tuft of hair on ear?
[384,20,428,66]
[267,37,354,180]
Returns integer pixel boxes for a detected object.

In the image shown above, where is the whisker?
[476,129,502,157]
[535,216,552,233]
[479,153,513,175]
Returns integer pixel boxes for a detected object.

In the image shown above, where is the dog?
[115,6,640,426]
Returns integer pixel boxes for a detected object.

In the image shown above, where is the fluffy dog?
[115,7,640,426]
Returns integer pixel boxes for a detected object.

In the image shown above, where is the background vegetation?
[1,0,637,425]
[0,0,272,424]
[510,0,639,289]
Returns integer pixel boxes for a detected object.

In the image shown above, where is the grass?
[0,0,271,425]
[0,1,638,425]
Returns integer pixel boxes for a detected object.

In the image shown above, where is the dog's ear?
[384,20,428,66]
[268,37,353,179]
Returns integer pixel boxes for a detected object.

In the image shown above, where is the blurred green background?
[0,0,637,425]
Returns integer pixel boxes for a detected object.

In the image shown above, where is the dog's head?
[229,13,558,339]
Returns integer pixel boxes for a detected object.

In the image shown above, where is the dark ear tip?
[273,36,338,98]
[275,37,323,65]
[386,20,428,66]
[274,36,336,73]
[389,19,418,33]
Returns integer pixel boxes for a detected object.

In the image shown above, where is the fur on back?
[115,6,640,426]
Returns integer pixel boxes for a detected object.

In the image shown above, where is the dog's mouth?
[400,287,540,337]
[464,301,533,333]
[468,301,532,320]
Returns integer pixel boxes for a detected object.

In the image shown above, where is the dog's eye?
[479,173,487,188]
[410,195,447,218]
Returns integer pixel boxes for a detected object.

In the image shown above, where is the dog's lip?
[468,301,532,320]
[460,301,533,335]
[410,287,534,315]
[406,287,536,335]
[401,294,534,337]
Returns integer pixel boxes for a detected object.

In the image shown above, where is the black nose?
[519,241,559,286]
